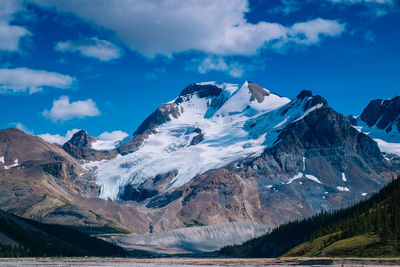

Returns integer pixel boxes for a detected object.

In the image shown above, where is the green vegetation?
[0,210,128,257]
[220,177,400,258]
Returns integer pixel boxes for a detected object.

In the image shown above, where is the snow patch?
[4,159,19,170]
[336,186,350,192]
[292,103,323,123]
[341,172,347,182]
[374,139,400,156]
[352,125,363,132]
[287,172,303,184]
[305,174,323,184]
[0,156,4,164]
[362,192,368,196]
[91,131,129,150]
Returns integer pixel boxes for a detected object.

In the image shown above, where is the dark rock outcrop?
[361,96,400,132]
[190,133,204,146]
[119,185,158,202]
[179,83,222,98]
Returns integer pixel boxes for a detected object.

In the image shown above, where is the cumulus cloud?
[0,68,75,94]
[55,37,122,61]
[0,1,30,52]
[42,96,100,122]
[32,0,345,57]
[195,56,245,78]
[286,18,346,45]
[97,130,129,141]
[38,129,80,144]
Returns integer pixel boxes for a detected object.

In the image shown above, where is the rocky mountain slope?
[0,128,143,234]
[0,81,399,254]
[220,174,400,258]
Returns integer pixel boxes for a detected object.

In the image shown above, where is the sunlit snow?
[341,172,347,182]
[4,159,19,170]
[92,82,324,200]
[336,186,350,192]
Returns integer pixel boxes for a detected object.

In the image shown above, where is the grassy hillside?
[0,209,128,257]
[220,176,400,258]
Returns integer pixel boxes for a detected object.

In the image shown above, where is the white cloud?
[32,0,345,57]
[287,18,346,45]
[98,130,129,141]
[38,129,80,144]
[0,1,30,52]
[0,68,75,94]
[55,37,122,61]
[42,96,100,122]
[8,122,33,134]
[196,56,245,78]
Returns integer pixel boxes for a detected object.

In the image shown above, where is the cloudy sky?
[0,0,399,140]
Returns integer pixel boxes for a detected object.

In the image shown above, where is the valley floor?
[1,257,400,266]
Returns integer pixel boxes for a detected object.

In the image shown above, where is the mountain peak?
[360,94,400,133]
[62,130,115,161]
[179,82,222,98]
[297,90,313,99]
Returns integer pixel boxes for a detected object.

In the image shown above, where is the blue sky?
[0,0,399,141]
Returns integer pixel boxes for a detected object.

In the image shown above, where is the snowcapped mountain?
[88,81,327,201]
[0,81,398,254]
[355,95,400,156]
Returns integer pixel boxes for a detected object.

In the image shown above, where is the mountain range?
[0,81,399,254]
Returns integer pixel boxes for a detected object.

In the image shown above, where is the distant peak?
[294,90,328,110]
[296,90,313,99]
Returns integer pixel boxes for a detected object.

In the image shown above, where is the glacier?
[88,81,325,201]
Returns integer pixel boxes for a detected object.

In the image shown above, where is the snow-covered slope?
[88,81,326,201]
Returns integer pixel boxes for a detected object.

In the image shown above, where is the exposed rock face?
[179,83,222,98]
[119,184,158,202]
[248,81,269,103]
[141,102,396,228]
[360,96,400,133]
[63,130,115,161]
[117,103,181,155]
